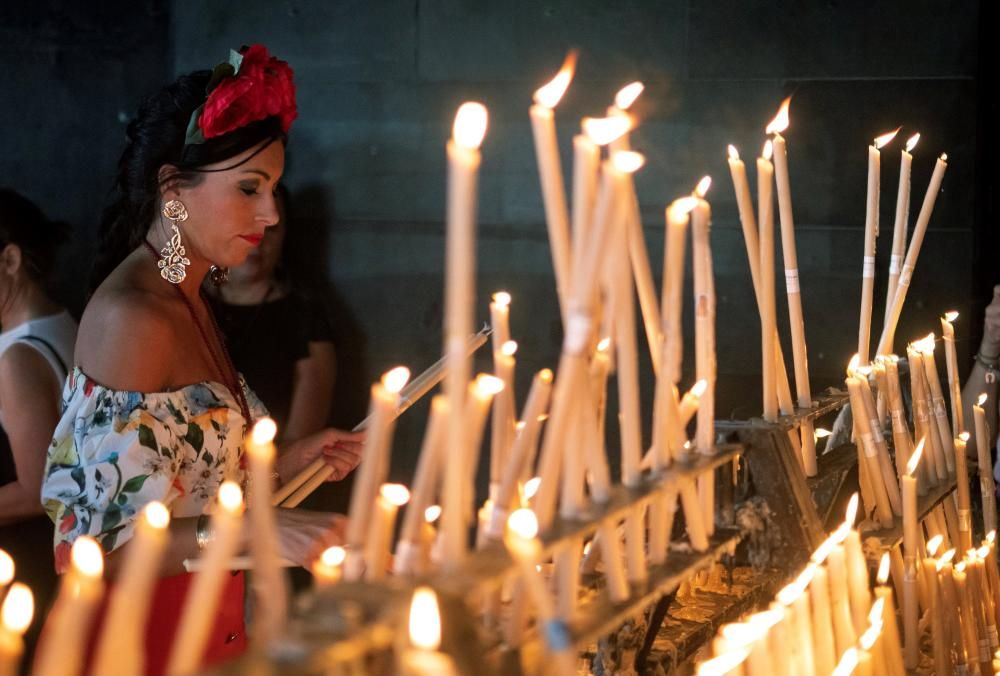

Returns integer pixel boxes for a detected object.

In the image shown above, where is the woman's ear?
[157,164,182,200]
[0,243,22,276]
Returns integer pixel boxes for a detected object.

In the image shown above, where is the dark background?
[0,1,993,488]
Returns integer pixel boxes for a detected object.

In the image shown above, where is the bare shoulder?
[77,279,182,392]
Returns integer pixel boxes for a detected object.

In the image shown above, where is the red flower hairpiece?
[184,44,297,146]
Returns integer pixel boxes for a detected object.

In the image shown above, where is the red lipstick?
[239,234,264,246]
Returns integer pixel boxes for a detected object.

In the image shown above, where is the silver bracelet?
[195,513,215,551]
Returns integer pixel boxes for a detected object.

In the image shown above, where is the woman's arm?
[0,344,62,522]
[283,340,336,443]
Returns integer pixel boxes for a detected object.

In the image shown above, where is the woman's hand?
[981,285,1000,359]
[276,427,366,484]
[273,508,347,567]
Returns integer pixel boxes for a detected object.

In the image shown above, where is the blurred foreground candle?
[0,582,33,676]
[776,566,816,674]
[842,494,872,633]
[167,482,244,676]
[873,554,906,676]
[443,101,488,564]
[902,439,924,669]
[884,133,919,350]
[93,501,171,676]
[399,586,458,676]
[366,484,411,581]
[311,546,345,588]
[36,537,105,676]
[490,339,518,497]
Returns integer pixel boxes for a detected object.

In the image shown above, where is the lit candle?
[984,532,1000,631]
[442,101,488,565]
[845,364,894,525]
[0,582,33,676]
[93,502,171,676]
[752,141,780,424]
[365,484,411,581]
[876,152,949,355]
[852,363,903,514]
[826,523,859,656]
[954,432,974,552]
[831,647,859,676]
[767,97,817,475]
[809,560,838,674]
[901,440,924,669]
[345,366,411,579]
[698,647,750,675]
[776,566,816,675]
[974,394,997,534]
[923,539,950,675]
[873,554,906,676]
[917,334,957,475]
[35,537,105,676]
[858,128,899,363]
[490,338,518,497]
[935,549,968,673]
[883,356,913,480]
[842,495,873,634]
[883,133,918,352]
[531,52,576,321]
[941,311,964,436]
[399,586,459,676]
[244,418,287,643]
[167,482,244,676]
[311,545,345,588]
[972,546,998,653]
[908,345,944,486]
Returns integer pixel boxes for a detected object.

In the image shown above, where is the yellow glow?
[690,379,708,398]
[534,51,577,108]
[868,597,886,625]
[832,647,859,676]
[956,561,966,573]
[906,133,920,153]
[847,353,860,376]
[874,127,901,150]
[812,534,837,564]
[251,417,277,446]
[501,340,518,357]
[815,428,832,439]
[776,580,801,606]
[988,530,996,544]
[727,144,740,161]
[940,548,956,565]
[409,586,443,651]
[492,291,511,308]
[694,175,712,198]
[763,139,773,161]
[71,536,104,578]
[749,608,783,631]
[833,519,852,544]
[915,333,936,354]
[940,153,948,162]
[859,621,882,650]
[844,492,859,527]
[380,483,411,507]
[765,96,792,135]
[475,374,505,397]
[0,582,33,635]
[523,477,542,500]
[219,480,244,513]
[696,648,750,675]
[721,621,764,646]
[383,366,411,394]
[0,549,13,586]
[597,337,612,352]
[612,150,645,173]
[144,501,170,530]
[507,508,539,540]
[539,368,554,383]
[877,553,890,585]
[906,438,925,476]
[614,81,644,110]
[978,545,990,559]
[320,546,346,567]
[978,393,988,407]
[944,311,959,323]
[668,196,699,221]
[582,115,632,146]
[453,102,488,150]
[424,505,442,523]
[959,431,970,442]
[927,534,944,557]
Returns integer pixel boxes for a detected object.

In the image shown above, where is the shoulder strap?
[16,335,68,381]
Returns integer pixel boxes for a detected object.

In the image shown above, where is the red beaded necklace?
[143,240,251,423]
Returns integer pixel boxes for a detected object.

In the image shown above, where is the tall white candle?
[366,484,411,581]
[902,440,924,669]
[941,311,964,436]
[754,142,779,423]
[883,133,918,350]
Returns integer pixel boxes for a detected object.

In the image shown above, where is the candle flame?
[501,340,518,357]
[859,621,882,650]
[721,621,765,645]
[727,144,739,161]
[940,153,947,162]
[831,647,859,676]
[409,586,442,651]
[873,127,901,149]
[523,477,542,499]
[943,310,959,323]
[453,102,488,150]
[796,563,817,589]
[380,483,411,507]
[694,175,712,197]
[927,534,944,556]
[877,553,890,584]
[844,492,859,526]
[847,353,861,376]
[492,291,511,308]
[474,374,505,397]
[424,505,442,523]
[763,139,773,161]
[959,431,970,442]
[812,533,837,564]
[320,545,346,567]
[612,150,645,173]
[218,480,244,514]
[868,597,886,625]
[988,530,996,544]
[0,550,13,586]
[539,368,554,383]
[614,81,644,110]
[382,366,411,394]
[956,561,967,573]
[582,115,632,146]
[0,582,33,636]
[833,519,852,544]
[533,50,578,108]
[696,648,750,675]
[966,548,977,560]
[906,438,925,476]
[815,428,832,439]
[251,417,277,446]
[765,96,791,135]
[978,393,988,407]
[71,536,104,578]
[906,133,920,153]
[777,580,802,606]
[507,508,539,540]
[690,379,708,398]
[940,548,956,565]
[978,544,990,559]
[597,337,612,352]
[750,608,783,630]
[144,501,170,530]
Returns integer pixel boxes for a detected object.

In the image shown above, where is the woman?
[0,188,77,659]
[40,45,362,673]
[208,184,336,444]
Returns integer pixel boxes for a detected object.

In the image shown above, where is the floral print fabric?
[42,368,266,572]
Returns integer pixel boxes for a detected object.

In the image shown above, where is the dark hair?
[91,70,285,293]
[0,188,70,285]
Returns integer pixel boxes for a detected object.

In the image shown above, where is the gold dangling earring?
[158,199,191,284]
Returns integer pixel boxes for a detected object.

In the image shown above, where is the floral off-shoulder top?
[41,368,267,572]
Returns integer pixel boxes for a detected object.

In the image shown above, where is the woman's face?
[166,140,285,269]
[228,191,287,286]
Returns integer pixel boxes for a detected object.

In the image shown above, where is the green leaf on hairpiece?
[184,103,206,146]
[205,62,236,95]
[229,48,243,74]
